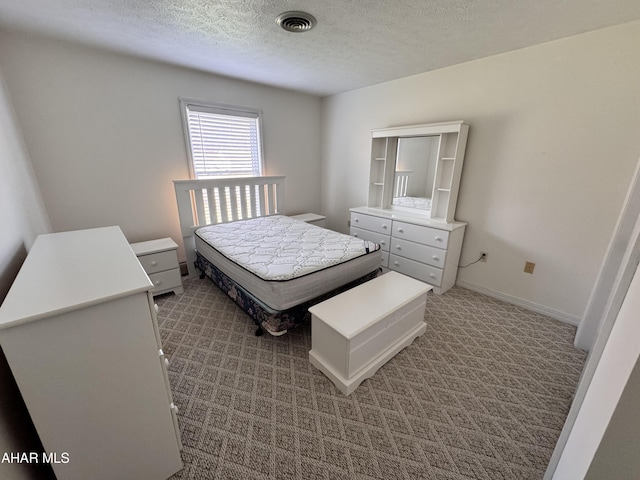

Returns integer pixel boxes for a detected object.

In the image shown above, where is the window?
[180,100,264,178]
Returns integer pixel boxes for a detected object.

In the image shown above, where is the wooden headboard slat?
[174,176,286,276]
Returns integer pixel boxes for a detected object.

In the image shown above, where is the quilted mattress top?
[195,215,379,281]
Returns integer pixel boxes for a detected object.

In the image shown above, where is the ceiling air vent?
[276,11,317,33]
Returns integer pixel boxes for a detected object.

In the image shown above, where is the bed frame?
[174,176,285,277]
[173,175,380,335]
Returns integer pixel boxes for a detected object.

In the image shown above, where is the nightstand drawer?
[148,268,182,294]
[138,250,179,275]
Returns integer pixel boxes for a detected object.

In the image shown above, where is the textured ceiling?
[0,0,638,96]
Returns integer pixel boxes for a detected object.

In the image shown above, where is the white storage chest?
[309,271,432,395]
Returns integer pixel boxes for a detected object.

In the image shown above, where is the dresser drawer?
[389,254,443,286]
[350,227,391,252]
[148,268,182,294]
[392,221,449,248]
[350,213,392,235]
[380,251,389,268]
[391,238,446,268]
[138,250,179,275]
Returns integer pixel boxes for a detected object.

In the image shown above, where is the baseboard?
[456,280,581,326]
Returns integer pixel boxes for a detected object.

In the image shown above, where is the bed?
[174,176,381,335]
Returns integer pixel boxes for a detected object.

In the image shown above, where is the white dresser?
[0,227,182,480]
[350,207,466,294]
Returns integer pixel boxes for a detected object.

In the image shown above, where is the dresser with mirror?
[351,121,469,294]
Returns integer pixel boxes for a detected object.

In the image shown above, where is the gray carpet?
[157,277,586,480]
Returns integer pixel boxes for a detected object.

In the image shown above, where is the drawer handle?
[429,274,436,278]
[432,255,440,261]
[154,280,162,286]
[354,218,359,222]
[353,233,358,237]
[435,236,442,241]
[380,240,386,245]
[395,245,401,250]
[393,261,399,266]
[398,228,404,233]
[151,260,158,266]
[382,224,388,229]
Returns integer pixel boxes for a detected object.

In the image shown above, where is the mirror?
[391,136,440,211]
[368,121,468,222]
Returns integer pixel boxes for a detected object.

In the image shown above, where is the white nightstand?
[291,213,326,227]
[131,238,183,296]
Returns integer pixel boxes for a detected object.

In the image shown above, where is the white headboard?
[174,176,286,276]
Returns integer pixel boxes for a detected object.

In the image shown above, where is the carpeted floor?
[156,277,586,480]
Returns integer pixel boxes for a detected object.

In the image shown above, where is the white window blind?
[182,102,263,178]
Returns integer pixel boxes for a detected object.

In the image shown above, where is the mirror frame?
[368,121,469,223]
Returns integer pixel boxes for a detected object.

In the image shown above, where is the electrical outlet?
[480,252,487,262]
[524,261,535,274]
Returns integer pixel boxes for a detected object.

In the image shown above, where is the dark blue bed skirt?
[195,251,380,335]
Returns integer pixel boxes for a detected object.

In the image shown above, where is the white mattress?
[195,215,381,310]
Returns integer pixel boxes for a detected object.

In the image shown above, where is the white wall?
[574,159,640,350]
[0,29,322,263]
[0,69,52,479]
[551,263,640,479]
[321,21,640,322]
[0,75,50,291]
[585,355,640,479]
